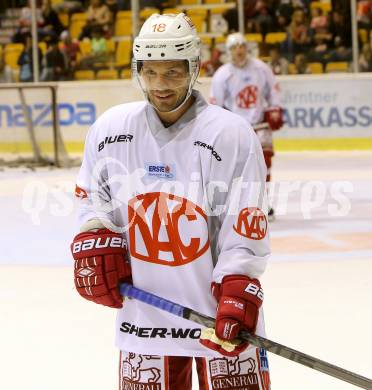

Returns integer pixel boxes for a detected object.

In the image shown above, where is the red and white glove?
[200,275,263,356]
[264,106,284,131]
[71,228,131,308]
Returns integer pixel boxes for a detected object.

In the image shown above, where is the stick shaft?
[120,283,372,390]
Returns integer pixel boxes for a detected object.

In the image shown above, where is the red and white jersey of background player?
[210,57,281,125]
[75,91,270,357]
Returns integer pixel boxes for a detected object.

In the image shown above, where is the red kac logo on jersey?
[75,185,88,199]
[128,192,209,266]
[233,207,267,240]
[236,85,258,109]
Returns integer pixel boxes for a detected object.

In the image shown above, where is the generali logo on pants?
[233,207,267,240]
[128,192,210,266]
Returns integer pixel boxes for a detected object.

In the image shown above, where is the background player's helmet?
[226,32,247,50]
[132,13,201,111]
[226,32,250,66]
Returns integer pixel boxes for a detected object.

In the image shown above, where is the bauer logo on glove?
[70,221,132,309]
[72,235,127,254]
[199,274,263,356]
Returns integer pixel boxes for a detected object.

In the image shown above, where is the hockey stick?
[253,122,270,131]
[120,283,372,390]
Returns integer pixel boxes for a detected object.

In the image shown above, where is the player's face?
[140,60,190,112]
[230,44,248,67]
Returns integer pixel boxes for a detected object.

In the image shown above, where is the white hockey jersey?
[210,58,281,125]
[76,91,270,357]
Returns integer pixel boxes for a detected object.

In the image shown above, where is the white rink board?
[0,74,372,146]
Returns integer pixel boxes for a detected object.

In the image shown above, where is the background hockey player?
[71,13,271,390]
[210,32,284,220]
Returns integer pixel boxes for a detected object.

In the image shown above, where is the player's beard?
[148,87,189,113]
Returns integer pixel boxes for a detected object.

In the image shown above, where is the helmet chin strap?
[149,86,193,114]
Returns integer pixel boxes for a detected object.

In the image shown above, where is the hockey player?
[210,32,284,220]
[71,13,271,390]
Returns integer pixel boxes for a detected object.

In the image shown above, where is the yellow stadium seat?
[201,36,212,46]
[117,10,132,19]
[214,35,226,44]
[79,39,91,55]
[115,39,131,67]
[265,32,287,45]
[245,33,263,43]
[140,8,159,19]
[310,1,331,13]
[204,0,224,3]
[96,69,118,80]
[189,15,206,33]
[51,0,63,4]
[58,12,69,27]
[69,19,86,39]
[325,62,349,73]
[288,63,297,75]
[162,8,179,14]
[106,39,115,54]
[71,12,87,22]
[115,18,132,36]
[359,29,368,44]
[187,8,208,18]
[4,43,24,69]
[210,7,229,15]
[309,62,323,74]
[74,70,95,80]
[38,41,47,54]
[180,0,199,4]
[121,68,132,79]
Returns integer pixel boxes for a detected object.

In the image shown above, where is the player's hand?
[199,275,263,356]
[70,229,131,308]
[264,106,284,130]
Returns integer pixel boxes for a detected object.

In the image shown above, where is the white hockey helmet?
[132,13,201,111]
[226,32,247,50]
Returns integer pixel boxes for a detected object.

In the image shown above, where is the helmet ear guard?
[132,13,201,112]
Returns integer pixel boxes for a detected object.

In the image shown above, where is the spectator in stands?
[60,30,80,79]
[40,0,65,40]
[224,0,258,33]
[308,35,329,63]
[286,8,312,56]
[310,7,328,36]
[327,36,352,62]
[201,48,223,77]
[52,0,84,14]
[291,53,311,74]
[79,0,112,39]
[79,26,109,69]
[359,43,372,71]
[40,37,66,81]
[268,46,289,74]
[276,0,294,24]
[253,0,274,36]
[357,0,372,30]
[274,13,290,32]
[329,10,351,48]
[12,0,43,43]
[17,33,43,82]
